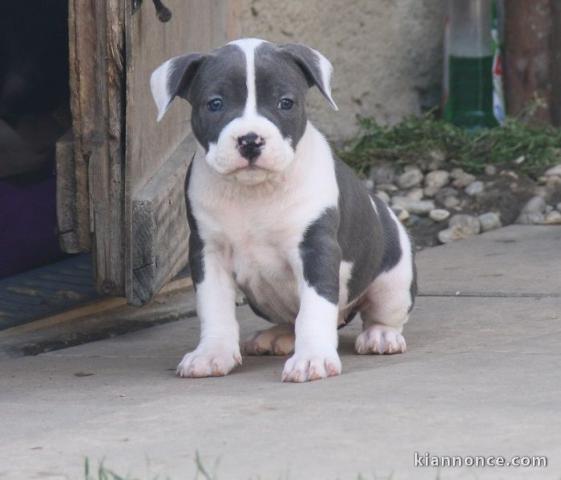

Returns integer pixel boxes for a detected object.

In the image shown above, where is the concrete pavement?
[1,226,560,480]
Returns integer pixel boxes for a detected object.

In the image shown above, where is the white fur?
[311,47,338,110]
[355,204,413,354]
[228,38,265,116]
[150,57,175,122]
[205,115,294,181]
[282,289,341,382]
[184,123,340,381]
[355,324,406,354]
[177,251,241,377]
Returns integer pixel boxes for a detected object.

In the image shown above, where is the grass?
[83,453,219,480]
[83,456,398,480]
[338,111,561,179]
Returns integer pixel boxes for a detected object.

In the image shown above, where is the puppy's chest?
[201,201,301,287]
[212,209,301,322]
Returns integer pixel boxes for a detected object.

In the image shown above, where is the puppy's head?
[150,39,337,185]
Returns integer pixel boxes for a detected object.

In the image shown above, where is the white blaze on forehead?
[228,38,267,117]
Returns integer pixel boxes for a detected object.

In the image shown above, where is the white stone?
[443,196,460,209]
[450,167,476,187]
[516,196,546,224]
[517,213,545,225]
[375,191,390,204]
[484,165,497,175]
[557,203,561,212]
[438,215,481,243]
[450,168,465,179]
[406,188,424,201]
[544,164,561,177]
[544,211,561,225]
[397,168,423,189]
[449,214,481,236]
[429,209,450,222]
[478,212,502,232]
[424,170,449,197]
[392,196,435,215]
[452,172,476,188]
[521,196,546,214]
[465,180,484,196]
[438,228,458,244]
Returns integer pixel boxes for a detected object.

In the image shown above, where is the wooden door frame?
[66,0,240,303]
[67,0,126,296]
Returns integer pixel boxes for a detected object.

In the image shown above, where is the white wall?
[239,0,446,141]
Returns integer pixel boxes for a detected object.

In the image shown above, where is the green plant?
[338,112,561,178]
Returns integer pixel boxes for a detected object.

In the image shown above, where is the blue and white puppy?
[150,38,416,383]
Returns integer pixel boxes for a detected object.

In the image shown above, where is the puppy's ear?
[150,53,206,121]
[279,44,338,111]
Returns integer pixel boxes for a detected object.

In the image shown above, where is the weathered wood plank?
[68,0,127,295]
[68,0,95,251]
[130,136,198,305]
[55,130,80,253]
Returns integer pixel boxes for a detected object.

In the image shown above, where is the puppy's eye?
[207,98,224,112]
[278,98,294,110]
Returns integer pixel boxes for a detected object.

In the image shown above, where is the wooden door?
[60,0,240,304]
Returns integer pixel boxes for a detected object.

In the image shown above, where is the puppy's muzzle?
[237,132,265,163]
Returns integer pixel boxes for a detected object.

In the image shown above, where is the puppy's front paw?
[355,324,406,355]
[176,345,242,378]
[281,348,341,383]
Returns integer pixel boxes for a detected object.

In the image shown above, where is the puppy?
[150,38,416,383]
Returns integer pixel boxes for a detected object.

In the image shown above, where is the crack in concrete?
[419,292,561,298]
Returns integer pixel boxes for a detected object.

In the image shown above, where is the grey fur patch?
[184,159,204,286]
[168,53,206,101]
[299,208,342,305]
[188,45,247,150]
[334,159,388,301]
[277,43,336,109]
[253,43,309,146]
[371,195,402,272]
[409,246,418,312]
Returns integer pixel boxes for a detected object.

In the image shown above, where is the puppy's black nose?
[237,132,265,162]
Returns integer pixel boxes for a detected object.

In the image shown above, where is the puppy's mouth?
[228,163,270,174]
[227,163,274,185]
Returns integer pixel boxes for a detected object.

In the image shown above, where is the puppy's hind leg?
[356,221,416,355]
[243,324,295,356]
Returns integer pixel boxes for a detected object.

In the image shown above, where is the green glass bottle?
[443,0,498,130]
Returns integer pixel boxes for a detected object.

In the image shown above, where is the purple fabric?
[0,161,64,278]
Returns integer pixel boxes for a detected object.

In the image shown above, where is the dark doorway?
[0,0,70,277]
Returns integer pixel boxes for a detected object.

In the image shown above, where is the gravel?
[364,161,560,248]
